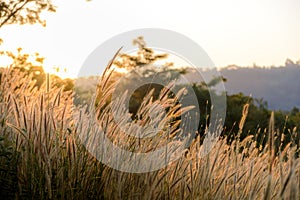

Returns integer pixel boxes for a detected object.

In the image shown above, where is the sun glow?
[0,0,299,79]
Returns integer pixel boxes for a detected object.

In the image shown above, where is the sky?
[0,0,299,78]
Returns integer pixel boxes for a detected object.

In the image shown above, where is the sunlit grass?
[0,59,300,199]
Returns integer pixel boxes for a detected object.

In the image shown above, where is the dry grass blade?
[1,51,300,199]
[269,111,275,173]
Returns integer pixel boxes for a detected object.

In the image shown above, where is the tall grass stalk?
[0,60,300,199]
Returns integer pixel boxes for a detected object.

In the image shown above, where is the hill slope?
[220,60,300,110]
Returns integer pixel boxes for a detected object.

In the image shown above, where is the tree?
[110,37,188,118]
[114,36,169,69]
[0,0,56,29]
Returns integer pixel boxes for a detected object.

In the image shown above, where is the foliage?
[93,37,187,117]
[0,133,18,199]
[106,39,300,146]
[0,0,56,28]
[114,36,168,69]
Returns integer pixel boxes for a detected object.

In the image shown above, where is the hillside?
[220,59,300,110]
[182,59,300,110]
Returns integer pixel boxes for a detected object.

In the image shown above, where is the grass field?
[1,65,300,200]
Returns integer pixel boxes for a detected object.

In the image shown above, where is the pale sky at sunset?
[0,0,299,78]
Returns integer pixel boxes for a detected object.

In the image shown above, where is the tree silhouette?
[0,0,56,29]
[114,36,169,69]
[111,37,188,118]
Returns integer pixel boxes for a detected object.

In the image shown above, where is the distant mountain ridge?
[75,59,300,111]
[182,59,300,110]
[219,59,300,110]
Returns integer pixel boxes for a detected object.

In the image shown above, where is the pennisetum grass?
[0,53,300,199]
